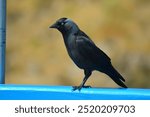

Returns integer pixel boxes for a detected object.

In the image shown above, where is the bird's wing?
[75,36,111,67]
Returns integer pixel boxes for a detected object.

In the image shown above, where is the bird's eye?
[57,21,65,26]
[61,22,64,25]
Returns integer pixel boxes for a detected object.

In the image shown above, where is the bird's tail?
[105,65,127,88]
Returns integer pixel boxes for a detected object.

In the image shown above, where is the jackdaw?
[50,17,127,91]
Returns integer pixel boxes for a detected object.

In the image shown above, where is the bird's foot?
[72,85,91,91]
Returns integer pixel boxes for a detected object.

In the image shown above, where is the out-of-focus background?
[6,0,150,88]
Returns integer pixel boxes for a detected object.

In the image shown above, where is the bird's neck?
[61,29,77,39]
[60,24,79,37]
[61,31,70,40]
[61,30,75,49]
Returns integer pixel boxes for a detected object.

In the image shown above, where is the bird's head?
[49,17,79,34]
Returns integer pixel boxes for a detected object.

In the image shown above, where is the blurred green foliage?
[6,0,150,88]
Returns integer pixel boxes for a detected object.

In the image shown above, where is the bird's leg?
[72,70,92,91]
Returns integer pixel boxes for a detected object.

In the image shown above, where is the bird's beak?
[49,23,57,29]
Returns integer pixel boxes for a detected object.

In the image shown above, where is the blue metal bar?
[0,84,150,100]
[0,0,6,84]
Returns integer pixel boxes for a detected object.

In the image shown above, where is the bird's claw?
[72,85,91,91]
[72,86,82,91]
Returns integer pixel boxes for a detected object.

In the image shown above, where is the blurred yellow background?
[6,0,150,88]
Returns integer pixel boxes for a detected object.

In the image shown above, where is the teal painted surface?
[0,84,150,100]
[0,0,6,84]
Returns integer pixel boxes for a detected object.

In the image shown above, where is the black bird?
[50,17,127,91]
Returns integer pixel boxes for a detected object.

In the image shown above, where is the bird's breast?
[64,35,91,69]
